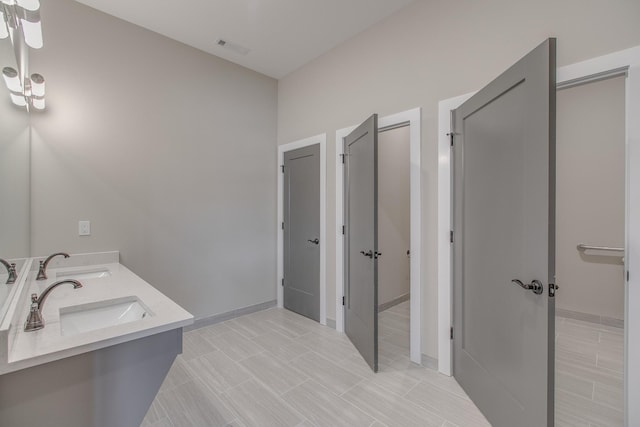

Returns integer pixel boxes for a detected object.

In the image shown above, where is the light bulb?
[10,92,26,107]
[2,67,22,92]
[30,73,44,96]
[20,18,42,48]
[16,0,39,11]
[0,10,8,39]
[31,96,44,110]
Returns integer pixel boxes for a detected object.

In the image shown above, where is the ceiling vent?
[216,39,250,56]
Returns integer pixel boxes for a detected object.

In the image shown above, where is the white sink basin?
[56,268,112,280]
[59,297,150,336]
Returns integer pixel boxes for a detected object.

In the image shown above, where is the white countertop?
[0,259,193,374]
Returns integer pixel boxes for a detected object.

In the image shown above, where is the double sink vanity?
[0,251,193,427]
[0,5,193,425]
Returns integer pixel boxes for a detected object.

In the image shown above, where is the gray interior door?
[452,39,556,427]
[283,144,320,322]
[344,114,379,372]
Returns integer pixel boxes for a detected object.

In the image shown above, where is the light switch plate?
[79,220,91,236]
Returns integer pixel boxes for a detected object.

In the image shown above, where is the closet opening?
[377,124,412,367]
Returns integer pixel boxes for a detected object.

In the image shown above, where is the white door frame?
[277,134,327,326]
[336,108,422,364]
[437,45,640,426]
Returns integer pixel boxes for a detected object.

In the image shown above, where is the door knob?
[360,250,373,258]
[511,279,544,295]
[307,238,319,245]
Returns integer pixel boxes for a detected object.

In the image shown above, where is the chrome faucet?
[24,279,83,332]
[36,252,70,280]
[0,258,17,284]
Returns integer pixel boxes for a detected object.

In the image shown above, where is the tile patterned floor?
[142,303,624,427]
[142,302,489,427]
[555,316,624,427]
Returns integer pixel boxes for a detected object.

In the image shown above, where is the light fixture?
[17,0,40,10]
[30,72,43,95]
[2,66,21,91]
[2,67,46,110]
[1,0,43,49]
[31,95,43,109]
[19,17,42,48]
[0,9,8,39]
[9,92,26,106]
[1,0,45,110]
[29,71,44,109]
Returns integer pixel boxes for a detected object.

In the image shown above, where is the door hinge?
[281,278,284,287]
[342,296,345,306]
[450,230,454,243]
[342,225,345,235]
[280,165,284,173]
[627,270,630,281]
[450,326,454,340]
[281,222,285,230]
[339,153,346,164]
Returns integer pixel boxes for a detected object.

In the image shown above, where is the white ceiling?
[74,0,415,79]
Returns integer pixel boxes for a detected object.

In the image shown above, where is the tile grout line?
[401,377,423,397]
[225,376,311,426]
[338,376,367,397]
[342,377,448,427]
[557,386,625,415]
[321,379,390,427]
[280,378,326,426]
[239,354,311,398]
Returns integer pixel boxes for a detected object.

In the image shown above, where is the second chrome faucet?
[36,252,70,281]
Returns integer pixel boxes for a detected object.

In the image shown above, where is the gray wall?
[378,126,410,307]
[277,0,640,358]
[29,0,278,320]
[556,76,626,321]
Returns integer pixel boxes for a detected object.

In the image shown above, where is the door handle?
[307,238,319,245]
[360,250,373,258]
[511,279,544,295]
